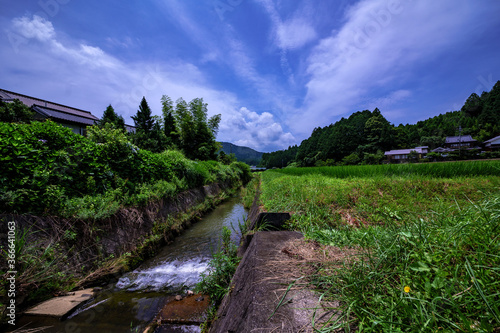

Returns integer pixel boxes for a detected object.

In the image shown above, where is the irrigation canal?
[16,195,248,333]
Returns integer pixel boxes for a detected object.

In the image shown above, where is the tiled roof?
[0,88,98,121]
[484,135,500,144]
[432,147,453,153]
[445,135,476,143]
[32,105,97,126]
[384,146,428,155]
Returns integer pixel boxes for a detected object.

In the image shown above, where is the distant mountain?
[220,142,263,166]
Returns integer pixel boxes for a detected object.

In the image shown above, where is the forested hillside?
[220,142,263,166]
[262,81,500,168]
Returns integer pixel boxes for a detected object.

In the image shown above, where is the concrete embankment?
[0,181,236,313]
[209,186,338,332]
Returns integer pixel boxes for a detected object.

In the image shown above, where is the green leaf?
[410,261,431,272]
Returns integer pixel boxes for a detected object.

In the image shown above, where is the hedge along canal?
[1,181,247,332]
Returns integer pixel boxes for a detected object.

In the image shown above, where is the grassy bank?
[259,161,500,332]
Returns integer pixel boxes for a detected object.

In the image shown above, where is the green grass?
[196,226,240,332]
[259,161,500,332]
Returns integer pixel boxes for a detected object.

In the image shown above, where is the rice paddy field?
[259,160,500,332]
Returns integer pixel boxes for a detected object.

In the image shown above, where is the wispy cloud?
[254,0,318,85]
[276,17,317,50]
[291,0,499,135]
[155,0,296,138]
[11,15,119,69]
[1,13,294,151]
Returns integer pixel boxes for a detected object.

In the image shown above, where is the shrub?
[0,121,250,216]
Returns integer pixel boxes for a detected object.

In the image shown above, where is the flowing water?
[16,196,247,333]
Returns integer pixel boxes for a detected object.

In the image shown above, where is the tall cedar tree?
[132,97,154,133]
[132,97,166,152]
[97,104,125,132]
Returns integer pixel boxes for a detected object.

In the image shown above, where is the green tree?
[461,93,483,117]
[0,99,34,123]
[132,97,166,152]
[341,152,361,165]
[132,97,154,133]
[362,108,394,154]
[96,104,125,132]
[218,151,236,165]
[173,97,221,160]
[161,95,180,148]
[420,136,445,149]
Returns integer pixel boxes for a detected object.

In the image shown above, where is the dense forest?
[262,81,500,168]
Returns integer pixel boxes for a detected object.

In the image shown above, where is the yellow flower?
[404,286,411,293]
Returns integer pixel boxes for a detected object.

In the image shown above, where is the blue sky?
[1,0,499,152]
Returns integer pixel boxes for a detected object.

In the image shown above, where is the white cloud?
[12,15,55,41]
[276,17,317,50]
[219,107,295,152]
[105,36,139,49]
[2,14,293,152]
[363,89,411,110]
[156,0,295,119]
[256,0,317,50]
[10,15,119,70]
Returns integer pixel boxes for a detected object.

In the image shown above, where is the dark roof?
[125,124,136,132]
[484,135,500,144]
[32,105,97,126]
[0,90,12,99]
[0,88,98,122]
[445,135,477,144]
[1,88,138,130]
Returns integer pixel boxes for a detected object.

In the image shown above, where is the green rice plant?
[241,173,260,209]
[272,160,500,179]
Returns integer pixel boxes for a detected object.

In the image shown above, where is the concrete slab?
[24,289,95,319]
[210,231,340,333]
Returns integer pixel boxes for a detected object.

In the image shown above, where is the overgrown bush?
[0,121,249,217]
